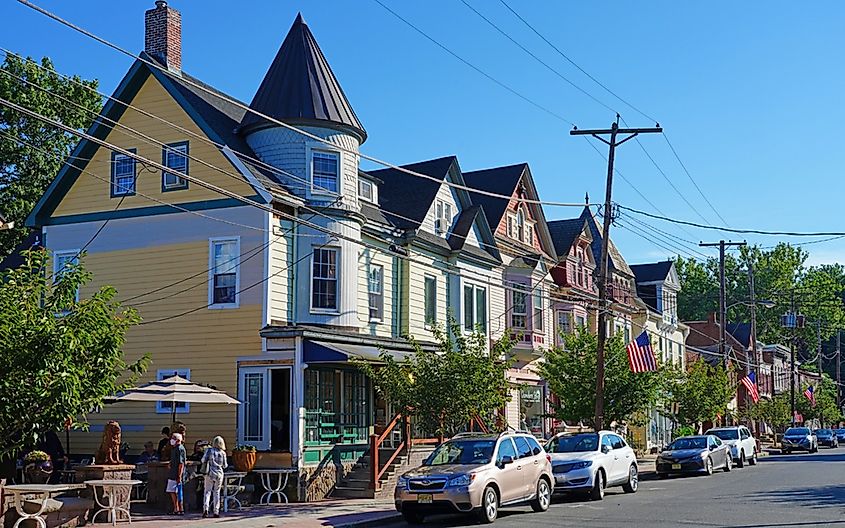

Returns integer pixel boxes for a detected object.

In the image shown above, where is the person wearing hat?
[166,432,186,515]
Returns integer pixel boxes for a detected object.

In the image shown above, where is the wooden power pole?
[570,116,661,431]
[699,240,746,364]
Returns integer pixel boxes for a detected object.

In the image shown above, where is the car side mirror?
[499,455,514,467]
[601,445,610,454]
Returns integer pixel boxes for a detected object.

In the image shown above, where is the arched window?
[516,208,525,242]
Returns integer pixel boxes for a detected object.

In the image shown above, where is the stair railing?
[370,412,407,491]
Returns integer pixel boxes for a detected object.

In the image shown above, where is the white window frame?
[310,246,340,314]
[53,249,80,303]
[424,275,437,328]
[358,179,376,203]
[557,310,572,336]
[435,199,452,236]
[367,264,384,322]
[111,150,136,197]
[306,144,342,197]
[462,282,488,334]
[157,368,191,414]
[162,141,189,191]
[510,282,528,330]
[533,287,544,332]
[208,237,240,309]
[516,208,525,242]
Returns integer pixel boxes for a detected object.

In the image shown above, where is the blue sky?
[4,1,844,266]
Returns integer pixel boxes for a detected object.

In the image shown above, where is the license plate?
[671,464,681,470]
[417,494,433,504]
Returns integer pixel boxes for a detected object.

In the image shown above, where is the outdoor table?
[220,471,247,512]
[253,468,297,504]
[84,479,142,525]
[2,483,85,528]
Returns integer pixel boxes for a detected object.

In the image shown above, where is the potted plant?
[24,451,53,484]
[231,444,257,472]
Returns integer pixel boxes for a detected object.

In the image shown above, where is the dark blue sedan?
[817,429,839,448]
[835,429,845,443]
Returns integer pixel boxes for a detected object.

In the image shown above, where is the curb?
[337,512,402,528]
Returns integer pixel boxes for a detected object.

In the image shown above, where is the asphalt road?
[384,449,845,527]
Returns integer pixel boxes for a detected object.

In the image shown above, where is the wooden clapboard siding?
[406,250,448,340]
[53,75,256,218]
[268,218,293,324]
[357,240,395,338]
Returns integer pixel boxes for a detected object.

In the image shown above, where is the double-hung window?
[53,250,80,303]
[162,141,189,190]
[210,238,239,307]
[463,283,487,333]
[367,265,384,321]
[157,369,190,414]
[516,209,525,242]
[312,151,339,194]
[435,200,452,236]
[424,275,437,327]
[312,247,339,311]
[111,150,136,196]
[533,289,544,332]
[358,179,375,203]
[557,311,572,335]
[510,284,528,329]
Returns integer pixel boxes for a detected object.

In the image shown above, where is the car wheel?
[530,478,551,512]
[748,450,758,466]
[590,470,605,501]
[723,454,732,472]
[737,450,745,468]
[402,511,425,525]
[475,486,498,524]
[704,457,714,476]
[657,472,668,479]
[622,464,638,493]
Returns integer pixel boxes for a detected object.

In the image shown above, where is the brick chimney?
[144,1,181,71]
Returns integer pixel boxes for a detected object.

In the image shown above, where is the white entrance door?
[239,367,271,451]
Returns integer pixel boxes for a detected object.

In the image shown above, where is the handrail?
[370,412,406,491]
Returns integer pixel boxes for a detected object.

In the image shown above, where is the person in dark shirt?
[166,433,186,515]
[156,427,170,458]
[137,441,158,465]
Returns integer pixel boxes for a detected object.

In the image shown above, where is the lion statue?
[95,420,123,465]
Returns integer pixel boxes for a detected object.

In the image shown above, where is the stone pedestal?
[75,464,134,521]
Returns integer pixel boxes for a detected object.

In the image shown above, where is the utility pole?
[817,319,823,376]
[837,330,841,411]
[700,240,746,363]
[747,261,759,435]
[788,291,797,426]
[570,116,662,431]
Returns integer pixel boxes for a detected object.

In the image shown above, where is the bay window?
[510,284,528,329]
[463,283,487,333]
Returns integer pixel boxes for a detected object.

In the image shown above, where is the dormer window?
[358,179,376,203]
[312,150,339,194]
[435,199,452,236]
[516,209,525,242]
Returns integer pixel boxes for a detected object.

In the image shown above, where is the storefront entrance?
[238,366,291,451]
[520,385,546,439]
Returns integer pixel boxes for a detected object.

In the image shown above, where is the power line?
[662,133,730,226]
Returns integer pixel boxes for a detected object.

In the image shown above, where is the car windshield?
[707,429,738,440]
[817,429,832,435]
[425,439,496,466]
[667,437,707,450]
[548,433,599,453]
[785,428,810,436]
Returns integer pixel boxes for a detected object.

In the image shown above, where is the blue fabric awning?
[303,340,413,363]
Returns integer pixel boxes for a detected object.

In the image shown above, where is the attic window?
[358,179,375,203]
[162,141,189,191]
[516,209,525,242]
[111,151,136,197]
[435,200,452,236]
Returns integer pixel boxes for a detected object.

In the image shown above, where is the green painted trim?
[44,194,264,225]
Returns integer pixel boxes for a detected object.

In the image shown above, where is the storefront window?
[304,367,371,445]
[520,386,545,439]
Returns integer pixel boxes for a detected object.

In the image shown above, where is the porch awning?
[303,340,414,363]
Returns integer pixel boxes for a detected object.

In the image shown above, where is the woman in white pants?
[202,436,228,517]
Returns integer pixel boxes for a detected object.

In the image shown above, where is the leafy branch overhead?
[0,250,148,460]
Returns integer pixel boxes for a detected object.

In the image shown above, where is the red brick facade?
[145,0,181,71]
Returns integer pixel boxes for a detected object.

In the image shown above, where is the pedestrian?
[166,433,186,515]
[137,441,158,464]
[201,436,228,518]
[157,426,170,459]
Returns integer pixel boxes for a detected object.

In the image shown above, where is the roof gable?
[630,261,675,284]
[579,206,634,277]
[369,156,456,230]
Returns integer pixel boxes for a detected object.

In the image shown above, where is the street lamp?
[726,299,776,310]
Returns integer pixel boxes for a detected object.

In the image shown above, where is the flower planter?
[232,451,257,472]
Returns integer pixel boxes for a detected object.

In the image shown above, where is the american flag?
[804,385,816,407]
[740,371,759,403]
[626,331,657,373]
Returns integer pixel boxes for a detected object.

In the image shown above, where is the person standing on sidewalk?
[201,436,228,518]
[166,433,186,515]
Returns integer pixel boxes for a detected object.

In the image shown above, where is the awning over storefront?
[303,340,415,363]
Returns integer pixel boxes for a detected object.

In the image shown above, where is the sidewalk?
[127,500,400,528]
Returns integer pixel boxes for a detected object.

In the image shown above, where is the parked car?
[815,429,838,448]
[394,431,554,524]
[656,435,732,477]
[781,427,818,454]
[705,425,758,467]
[834,428,845,444]
[545,431,638,500]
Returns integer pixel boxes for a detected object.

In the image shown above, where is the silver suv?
[394,432,554,524]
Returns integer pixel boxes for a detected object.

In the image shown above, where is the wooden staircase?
[332,446,434,499]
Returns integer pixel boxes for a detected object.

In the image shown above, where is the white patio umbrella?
[111,375,240,424]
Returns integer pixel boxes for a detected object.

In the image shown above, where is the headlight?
[573,461,592,469]
[397,476,410,489]
[447,474,475,487]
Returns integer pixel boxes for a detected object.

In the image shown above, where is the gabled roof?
[368,156,456,230]
[239,14,366,143]
[463,163,526,228]
[26,54,292,227]
[579,206,634,277]
[547,218,590,258]
[631,261,674,284]
[448,204,481,251]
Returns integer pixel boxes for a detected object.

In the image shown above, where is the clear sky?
[3,0,844,266]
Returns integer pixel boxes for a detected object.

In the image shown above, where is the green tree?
[0,250,147,460]
[670,360,733,430]
[675,256,717,322]
[746,393,792,431]
[356,320,514,438]
[0,55,102,258]
[539,328,666,429]
[796,375,842,426]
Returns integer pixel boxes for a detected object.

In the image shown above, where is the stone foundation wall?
[298,459,357,501]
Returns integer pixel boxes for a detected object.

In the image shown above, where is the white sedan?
[546,431,638,500]
[705,426,758,467]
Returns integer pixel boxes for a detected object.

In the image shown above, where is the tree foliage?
[746,393,792,431]
[796,375,842,426]
[669,359,733,429]
[539,328,666,429]
[356,319,514,438]
[0,250,147,460]
[0,55,102,258]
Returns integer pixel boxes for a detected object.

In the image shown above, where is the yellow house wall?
[53,74,256,218]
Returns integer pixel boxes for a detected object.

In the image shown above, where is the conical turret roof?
[240,13,366,142]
